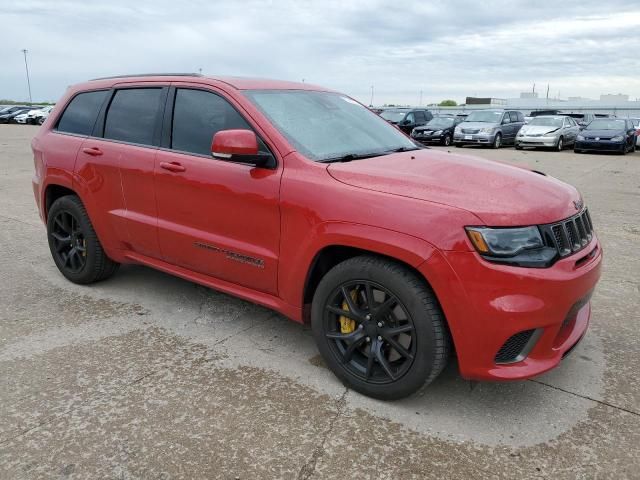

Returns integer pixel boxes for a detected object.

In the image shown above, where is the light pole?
[369,85,374,107]
[21,49,32,103]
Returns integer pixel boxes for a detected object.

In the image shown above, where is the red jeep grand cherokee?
[32,74,602,400]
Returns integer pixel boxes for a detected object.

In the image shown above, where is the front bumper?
[412,133,444,144]
[419,235,602,381]
[515,135,558,147]
[453,132,495,145]
[575,140,625,152]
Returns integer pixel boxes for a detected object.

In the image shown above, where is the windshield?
[528,117,563,127]
[425,117,454,128]
[379,110,408,122]
[244,90,417,161]
[585,119,626,130]
[465,111,503,123]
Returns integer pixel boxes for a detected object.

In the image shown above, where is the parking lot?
[1,124,639,478]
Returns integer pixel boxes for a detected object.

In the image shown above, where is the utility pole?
[370,85,374,107]
[21,49,32,103]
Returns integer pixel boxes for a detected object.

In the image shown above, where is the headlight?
[465,226,557,268]
[577,135,585,141]
[466,226,542,256]
[479,127,494,134]
[611,135,624,142]
[433,130,442,136]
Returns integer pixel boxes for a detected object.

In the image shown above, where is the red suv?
[32,74,602,400]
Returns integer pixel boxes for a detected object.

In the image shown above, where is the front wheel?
[311,256,450,400]
[492,133,502,149]
[442,135,452,146]
[47,195,119,284]
[556,136,564,151]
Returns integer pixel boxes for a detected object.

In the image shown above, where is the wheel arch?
[301,243,457,357]
[44,183,77,220]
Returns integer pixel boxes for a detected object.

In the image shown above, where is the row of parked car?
[377,107,640,155]
[0,105,54,125]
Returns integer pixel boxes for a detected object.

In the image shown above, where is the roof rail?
[90,73,203,81]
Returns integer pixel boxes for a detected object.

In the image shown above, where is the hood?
[327,150,581,226]
[520,125,561,136]
[581,128,624,137]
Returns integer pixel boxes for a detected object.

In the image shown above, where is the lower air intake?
[495,329,536,364]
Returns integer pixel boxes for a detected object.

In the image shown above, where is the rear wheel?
[492,133,502,149]
[47,195,119,284]
[311,256,450,400]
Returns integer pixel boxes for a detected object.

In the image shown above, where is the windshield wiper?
[387,146,420,153]
[318,152,384,163]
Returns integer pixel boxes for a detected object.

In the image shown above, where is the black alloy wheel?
[47,195,119,284]
[323,280,416,384]
[50,210,87,274]
[311,256,450,400]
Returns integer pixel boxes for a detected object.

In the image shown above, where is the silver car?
[515,115,580,151]
[453,109,525,149]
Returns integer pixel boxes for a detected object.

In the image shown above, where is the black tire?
[556,136,564,151]
[442,135,452,146]
[47,195,119,284]
[492,133,502,149]
[311,255,450,400]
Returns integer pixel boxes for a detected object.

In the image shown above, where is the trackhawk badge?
[573,199,584,210]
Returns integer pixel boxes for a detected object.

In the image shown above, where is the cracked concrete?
[1,125,639,478]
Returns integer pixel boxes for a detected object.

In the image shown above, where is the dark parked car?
[0,106,30,123]
[574,118,637,154]
[379,108,433,134]
[411,115,463,146]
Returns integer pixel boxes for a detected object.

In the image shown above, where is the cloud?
[1,0,639,104]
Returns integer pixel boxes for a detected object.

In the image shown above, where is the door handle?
[82,147,103,156]
[160,161,186,173]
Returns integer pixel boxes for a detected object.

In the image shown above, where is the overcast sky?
[2,0,639,105]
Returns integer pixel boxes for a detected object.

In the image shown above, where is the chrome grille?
[541,208,594,259]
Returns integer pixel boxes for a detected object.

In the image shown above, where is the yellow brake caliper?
[339,289,358,334]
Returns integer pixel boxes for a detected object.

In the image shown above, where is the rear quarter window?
[56,90,109,136]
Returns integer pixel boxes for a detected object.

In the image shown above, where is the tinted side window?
[414,111,425,122]
[509,112,518,122]
[171,89,252,156]
[104,88,163,145]
[56,90,108,136]
[516,111,525,122]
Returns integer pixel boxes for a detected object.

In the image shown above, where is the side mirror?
[211,129,274,168]
[402,119,412,125]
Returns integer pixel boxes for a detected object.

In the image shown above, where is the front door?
[154,87,282,295]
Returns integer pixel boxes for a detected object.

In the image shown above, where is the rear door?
[77,84,166,258]
[154,85,282,295]
[501,112,514,143]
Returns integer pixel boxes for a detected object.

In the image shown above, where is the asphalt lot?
[1,124,639,479]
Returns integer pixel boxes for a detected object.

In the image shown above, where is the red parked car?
[32,74,602,400]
